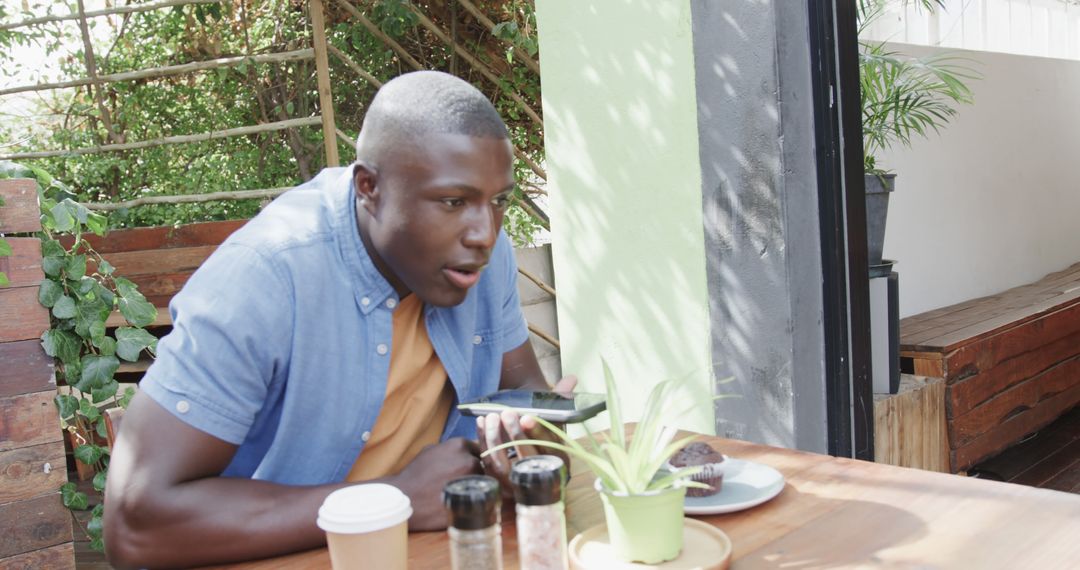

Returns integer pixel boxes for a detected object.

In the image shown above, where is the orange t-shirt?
[347,294,454,481]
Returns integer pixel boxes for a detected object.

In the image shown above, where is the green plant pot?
[596,480,687,564]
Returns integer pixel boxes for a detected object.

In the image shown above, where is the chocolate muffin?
[668,442,725,497]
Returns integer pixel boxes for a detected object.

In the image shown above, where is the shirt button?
[376,344,388,355]
[360,297,371,307]
[176,400,191,414]
[386,298,397,309]
[361,431,372,442]
[473,335,483,345]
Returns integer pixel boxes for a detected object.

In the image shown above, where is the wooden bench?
[0,179,76,568]
[900,262,1080,472]
[61,220,247,378]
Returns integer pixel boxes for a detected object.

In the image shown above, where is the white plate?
[683,458,785,515]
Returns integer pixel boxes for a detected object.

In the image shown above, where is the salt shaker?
[443,475,503,570]
[511,455,569,570]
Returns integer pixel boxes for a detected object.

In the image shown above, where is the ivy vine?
[2,161,159,553]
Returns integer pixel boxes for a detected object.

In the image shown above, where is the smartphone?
[458,390,607,423]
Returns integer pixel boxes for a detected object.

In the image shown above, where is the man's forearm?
[107,476,350,569]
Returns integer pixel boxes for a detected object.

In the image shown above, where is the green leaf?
[41,329,81,364]
[38,278,63,307]
[97,335,117,357]
[91,503,104,517]
[89,537,104,553]
[54,394,78,419]
[92,379,119,403]
[89,319,107,345]
[52,295,76,319]
[92,470,107,493]
[60,482,89,510]
[115,327,158,362]
[79,354,119,391]
[79,397,102,421]
[0,272,8,286]
[49,201,75,232]
[96,416,109,439]
[97,258,114,275]
[41,256,64,277]
[74,443,103,466]
[0,239,11,257]
[118,295,156,328]
[41,239,65,258]
[64,254,86,279]
[86,212,107,236]
[75,296,109,338]
[76,276,96,295]
[119,386,136,408]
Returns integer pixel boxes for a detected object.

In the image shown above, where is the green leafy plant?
[859,0,978,173]
[2,162,158,553]
[473,360,709,495]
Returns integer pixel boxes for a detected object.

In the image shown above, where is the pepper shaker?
[443,475,503,570]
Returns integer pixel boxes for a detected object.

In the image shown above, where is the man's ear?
[353,162,379,214]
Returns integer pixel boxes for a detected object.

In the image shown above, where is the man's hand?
[387,437,483,531]
[477,375,578,494]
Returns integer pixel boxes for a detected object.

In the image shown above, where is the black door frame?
[807,0,874,460]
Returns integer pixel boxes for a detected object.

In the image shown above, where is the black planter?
[865,173,896,267]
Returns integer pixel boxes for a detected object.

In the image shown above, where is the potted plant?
[480,360,709,564]
[858,0,976,266]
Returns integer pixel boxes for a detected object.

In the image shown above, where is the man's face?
[356,133,515,307]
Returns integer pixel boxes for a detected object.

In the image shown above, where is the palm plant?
[859,0,978,173]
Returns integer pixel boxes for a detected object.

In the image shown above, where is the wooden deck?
[969,404,1080,492]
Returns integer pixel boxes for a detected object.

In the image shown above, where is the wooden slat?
[0,179,40,233]
[60,219,245,254]
[950,355,1080,448]
[0,493,73,559]
[0,340,55,398]
[873,375,949,472]
[94,245,218,277]
[0,441,67,504]
[927,290,1080,352]
[900,262,1080,351]
[0,288,49,344]
[105,309,171,329]
[0,239,44,288]
[0,391,63,452]
[0,541,75,570]
[953,382,1080,470]
[123,271,195,301]
[949,328,1080,416]
[944,300,1080,380]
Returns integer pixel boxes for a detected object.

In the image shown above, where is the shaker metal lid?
[511,455,567,506]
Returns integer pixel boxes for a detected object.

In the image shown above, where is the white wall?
[863,0,1080,61]
[880,43,1080,317]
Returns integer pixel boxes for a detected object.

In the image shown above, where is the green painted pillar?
[536,1,713,433]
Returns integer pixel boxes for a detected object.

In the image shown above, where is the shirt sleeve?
[139,243,295,445]
[496,233,530,354]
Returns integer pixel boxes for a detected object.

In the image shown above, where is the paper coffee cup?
[317,484,413,570]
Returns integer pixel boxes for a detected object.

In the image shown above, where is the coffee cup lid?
[317,483,413,534]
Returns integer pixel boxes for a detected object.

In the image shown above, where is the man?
[104,71,573,568]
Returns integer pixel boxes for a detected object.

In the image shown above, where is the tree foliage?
[1,0,546,244]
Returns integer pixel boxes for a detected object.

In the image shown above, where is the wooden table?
[216,433,1080,569]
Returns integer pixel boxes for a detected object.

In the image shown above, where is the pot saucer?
[683,458,785,515]
[569,518,731,569]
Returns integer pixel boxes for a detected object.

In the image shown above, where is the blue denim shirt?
[140,167,529,485]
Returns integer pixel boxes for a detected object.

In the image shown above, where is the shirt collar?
[332,166,398,315]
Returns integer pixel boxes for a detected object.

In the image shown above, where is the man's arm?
[105,393,483,569]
